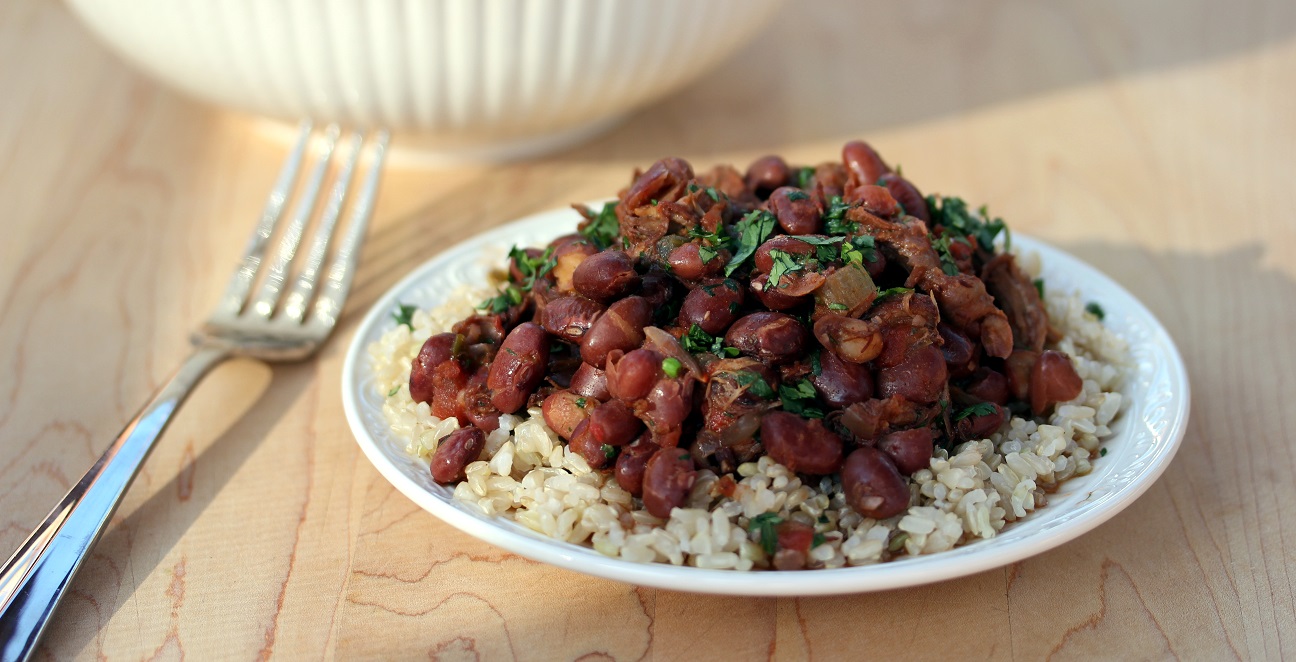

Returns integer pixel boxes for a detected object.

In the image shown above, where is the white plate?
[340,206,1190,596]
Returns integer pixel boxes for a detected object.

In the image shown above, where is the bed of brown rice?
[366,252,1127,570]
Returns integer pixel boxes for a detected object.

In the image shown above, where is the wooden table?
[3,0,1293,658]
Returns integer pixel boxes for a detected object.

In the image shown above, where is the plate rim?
[340,205,1191,596]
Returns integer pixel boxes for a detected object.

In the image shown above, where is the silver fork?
[0,121,389,662]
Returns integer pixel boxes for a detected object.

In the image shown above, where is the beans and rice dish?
[368,141,1127,571]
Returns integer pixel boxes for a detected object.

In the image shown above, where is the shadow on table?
[552,0,1296,162]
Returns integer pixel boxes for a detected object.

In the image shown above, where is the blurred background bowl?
[65,0,786,162]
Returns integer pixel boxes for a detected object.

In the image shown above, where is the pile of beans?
[410,141,1083,537]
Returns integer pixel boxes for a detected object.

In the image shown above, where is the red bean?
[878,173,930,222]
[810,348,874,408]
[552,240,599,292]
[1005,349,1040,401]
[841,447,909,519]
[587,399,644,447]
[539,295,605,341]
[842,140,891,187]
[640,376,695,448]
[569,362,610,401]
[572,250,640,302]
[760,411,844,475]
[486,322,550,413]
[937,323,976,376]
[568,419,612,469]
[813,314,884,364]
[637,271,677,311]
[1030,350,1084,414]
[624,157,695,209]
[965,368,1010,405]
[954,403,1007,442]
[876,344,948,404]
[678,279,745,335]
[726,312,809,364]
[581,296,652,368]
[642,448,698,518]
[769,187,822,235]
[541,391,590,440]
[753,235,816,273]
[666,243,723,281]
[459,369,501,432]
[605,348,663,401]
[844,184,899,217]
[410,332,458,404]
[745,155,791,195]
[877,428,934,475]
[430,427,485,484]
[614,436,661,497]
[750,272,805,310]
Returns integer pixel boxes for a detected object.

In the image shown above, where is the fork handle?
[0,346,229,662]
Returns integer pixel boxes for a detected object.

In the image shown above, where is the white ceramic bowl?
[340,205,1191,596]
[65,0,785,161]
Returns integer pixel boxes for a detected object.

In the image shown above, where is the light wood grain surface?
[3,0,1294,659]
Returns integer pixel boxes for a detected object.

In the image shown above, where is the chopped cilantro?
[602,444,617,461]
[687,226,728,264]
[392,302,417,329]
[791,235,845,246]
[930,233,965,276]
[841,235,878,265]
[953,402,998,422]
[580,202,621,249]
[705,186,723,202]
[575,397,587,409]
[477,285,524,314]
[925,195,1009,252]
[724,210,777,276]
[812,533,826,548]
[875,286,913,301]
[1100,447,1108,457]
[827,303,848,311]
[732,371,776,399]
[817,514,829,524]
[387,385,400,397]
[1086,301,1106,321]
[662,357,683,378]
[767,249,804,289]
[1033,278,1046,299]
[681,324,740,357]
[698,245,719,263]
[749,512,783,556]
[779,379,824,418]
[809,349,822,377]
[888,532,909,553]
[822,196,858,236]
[795,167,816,190]
[786,190,810,202]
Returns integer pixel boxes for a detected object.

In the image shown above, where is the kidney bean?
[569,362,610,401]
[671,243,724,281]
[581,296,652,368]
[965,367,1010,405]
[726,312,809,364]
[430,427,485,484]
[459,368,501,432]
[640,376,695,448]
[877,173,930,222]
[572,250,640,302]
[760,411,844,475]
[452,314,506,347]
[810,348,874,407]
[587,399,644,447]
[539,295,605,341]
[877,427,934,475]
[409,332,458,404]
[769,187,822,235]
[877,344,948,404]
[750,272,805,310]
[568,419,612,469]
[552,239,599,292]
[1004,349,1040,401]
[624,157,695,209]
[842,140,891,187]
[637,271,677,312]
[844,184,899,217]
[938,323,976,374]
[954,403,1007,441]
[841,447,909,519]
[486,322,550,413]
[541,391,590,440]
[813,314,884,364]
[614,436,661,497]
[641,448,698,518]
[864,250,888,279]
[745,155,791,196]
[606,348,664,401]
[754,235,817,273]
[678,279,744,335]
[1030,350,1084,414]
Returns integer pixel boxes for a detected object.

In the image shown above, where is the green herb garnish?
[1033,278,1046,299]
[779,379,824,418]
[953,402,998,422]
[875,286,913,302]
[749,512,783,556]
[725,210,777,276]
[812,533,826,548]
[681,324,740,357]
[930,233,965,276]
[888,532,909,553]
[392,302,417,329]
[580,201,621,249]
[827,303,848,311]
[387,385,400,397]
[602,444,618,461]
[1086,301,1106,321]
[575,397,587,409]
[786,190,810,202]
[1100,448,1108,457]
[661,357,683,378]
[809,349,823,377]
[925,195,1009,252]
[795,167,816,190]
[731,371,777,399]
[822,196,858,236]
[767,249,804,289]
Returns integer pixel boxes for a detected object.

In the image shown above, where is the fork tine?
[311,130,390,327]
[280,131,364,323]
[247,124,341,318]
[217,120,313,315]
